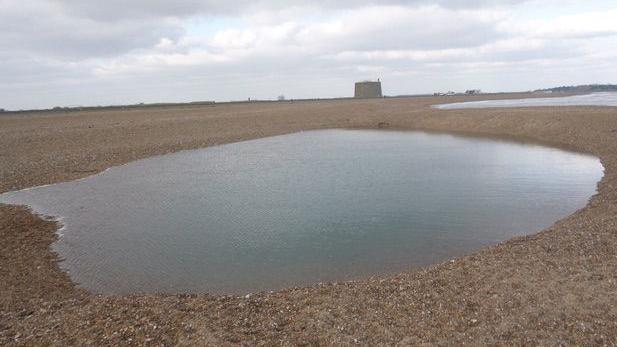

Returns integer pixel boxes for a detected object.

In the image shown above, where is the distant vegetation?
[1,101,216,115]
[536,84,617,93]
[3,83,616,114]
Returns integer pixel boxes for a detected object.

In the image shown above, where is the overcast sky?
[1,0,617,110]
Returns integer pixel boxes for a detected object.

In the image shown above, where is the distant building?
[465,89,482,95]
[435,91,456,96]
[355,80,383,98]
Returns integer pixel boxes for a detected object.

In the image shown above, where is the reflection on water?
[0,130,603,294]
[435,92,617,109]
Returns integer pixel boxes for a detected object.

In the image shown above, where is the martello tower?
[354,79,383,98]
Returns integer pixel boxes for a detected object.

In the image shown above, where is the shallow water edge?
[0,129,603,295]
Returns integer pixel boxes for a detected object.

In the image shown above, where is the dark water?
[0,130,603,294]
[435,92,617,109]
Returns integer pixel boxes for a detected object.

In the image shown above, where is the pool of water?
[434,92,617,109]
[0,130,603,294]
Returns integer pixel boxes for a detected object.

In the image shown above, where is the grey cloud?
[0,54,81,85]
[51,0,528,21]
[0,20,182,60]
[0,1,183,59]
[294,9,505,52]
[1,0,524,61]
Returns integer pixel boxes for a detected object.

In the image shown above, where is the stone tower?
[354,80,383,98]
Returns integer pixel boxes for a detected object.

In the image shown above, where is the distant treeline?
[0,96,370,115]
[536,84,617,93]
[0,101,217,115]
[3,85,615,114]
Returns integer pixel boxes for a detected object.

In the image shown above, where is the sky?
[1,0,617,110]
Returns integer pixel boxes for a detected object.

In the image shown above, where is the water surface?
[435,92,617,109]
[0,130,603,294]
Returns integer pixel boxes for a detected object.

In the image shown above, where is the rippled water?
[0,130,603,294]
[435,92,617,109]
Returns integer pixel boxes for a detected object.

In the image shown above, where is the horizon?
[2,0,617,110]
[6,84,614,113]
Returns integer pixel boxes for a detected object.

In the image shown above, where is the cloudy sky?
[1,0,617,110]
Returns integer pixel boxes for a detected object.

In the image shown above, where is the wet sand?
[1,94,617,345]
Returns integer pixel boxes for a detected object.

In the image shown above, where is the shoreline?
[3,128,603,296]
[2,95,617,345]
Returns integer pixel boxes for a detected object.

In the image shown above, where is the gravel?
[1,95,616,345]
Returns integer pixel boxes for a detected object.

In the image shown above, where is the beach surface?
[1,94,616,345]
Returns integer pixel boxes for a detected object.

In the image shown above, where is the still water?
[0,130,603,294]
[435,92,617,109]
